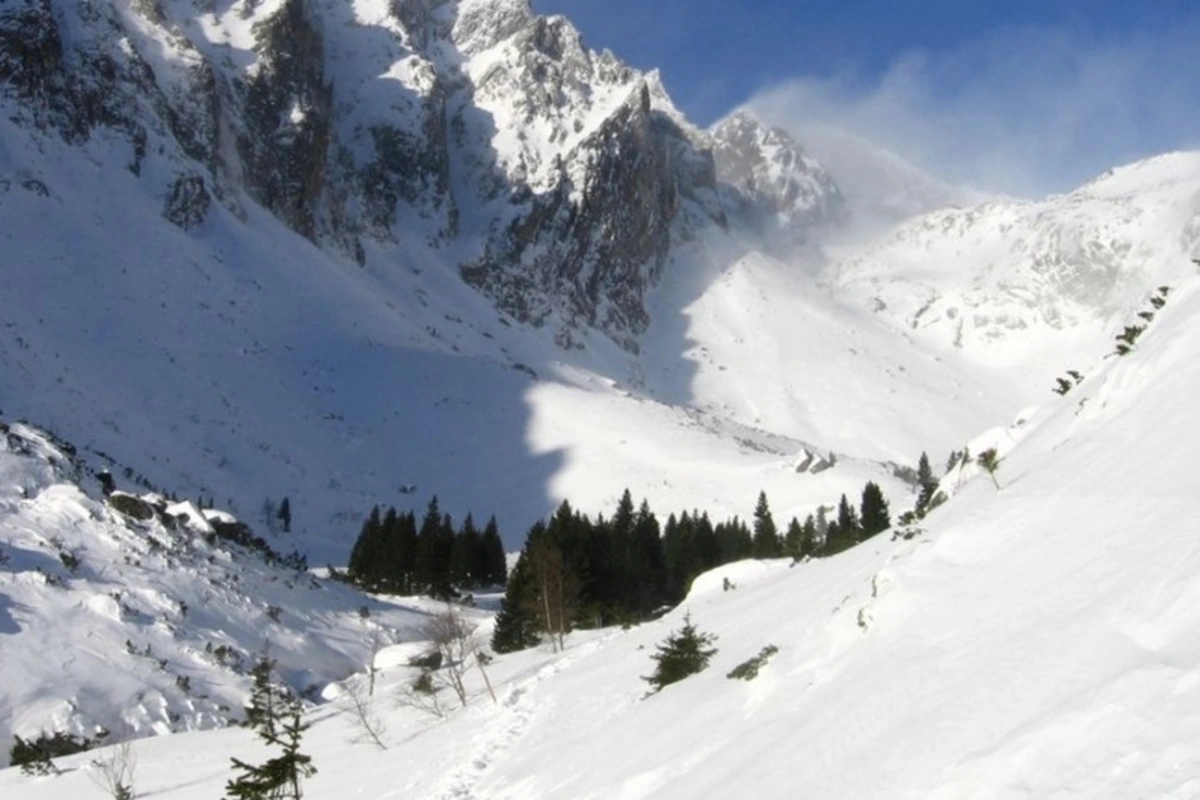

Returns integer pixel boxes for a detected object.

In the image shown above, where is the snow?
[0,82,991,565]
[0,421,432,761]
[9,0,1184,568]
[3,0,1200,793]
[5,269,1200,795]
[826,151,1200,384]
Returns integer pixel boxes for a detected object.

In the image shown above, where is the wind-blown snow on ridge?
[775,123,993,240]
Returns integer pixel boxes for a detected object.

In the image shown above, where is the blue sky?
[531,0,1200,196]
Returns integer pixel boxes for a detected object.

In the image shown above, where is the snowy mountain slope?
[0,129,912,568]
[6,76,1194,568]
[0,122,571,560]
[0,124,921,567]
[825,151,1200,386]
[0,419,433,767]
[0,0,895,559]
[639,241,1021,464]
[0,17,999,568]
[5,265,1200,797]
[2,0,1196,563]
[6,0,1200,792]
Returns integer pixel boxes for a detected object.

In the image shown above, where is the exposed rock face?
[0,0,62,99]
[107,491,156,521]
[238,0,332,240]
[709,111,845,252]
[463,83,677,350]
[0,0,841,350]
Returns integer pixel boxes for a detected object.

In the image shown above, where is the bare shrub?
[398,605,497,716]
[397,670,448,718]
[340,679,387,750]
[89,739,137,800]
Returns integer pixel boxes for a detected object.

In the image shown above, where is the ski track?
[430,634,619,800]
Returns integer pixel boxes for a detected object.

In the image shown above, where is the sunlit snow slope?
[5,242,1199,798]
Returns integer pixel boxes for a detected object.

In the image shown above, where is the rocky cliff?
[0,0,841,349]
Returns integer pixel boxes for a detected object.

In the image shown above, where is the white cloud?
[747,20,1200,197]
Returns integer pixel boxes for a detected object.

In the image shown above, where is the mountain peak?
[708,109,845,251]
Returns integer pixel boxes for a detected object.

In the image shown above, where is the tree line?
[492,482,894,654]
[344,497,507,599]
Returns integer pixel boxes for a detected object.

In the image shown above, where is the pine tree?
[395,511,419,594]
[751,491,780,557]
[525,520,577,651]
[836,493,860,538]
[226,655,315,799]
[915,452,938,515]
[378,507,402,593]
[661,512,686,602]
[414,497,454,599]
[611,489,636,537]
[346,506,383,589]
[789,513,819,559]
[490,556,540,653]
[480,516,507,587]
[1113,324,1145,356]
[608,489,637,614]
[664,512,718,603]
[859,482,891,538]
[803,514,819,557]
[840,494,859,532]
[784,517,803,558]
[449,513,479,589]
[825,495,860,555]
[435,512,457,598]
[814,506,829,552]
[241,658,281,738]
[714,516,751,564]
[643,612,717,693]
